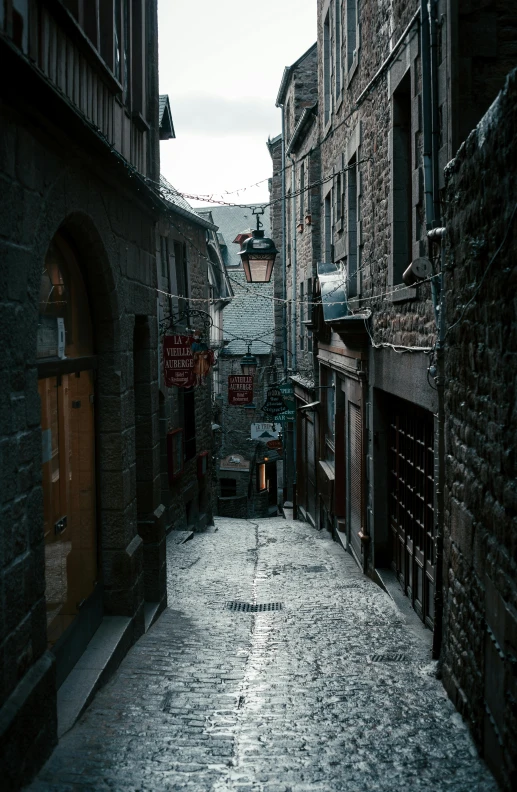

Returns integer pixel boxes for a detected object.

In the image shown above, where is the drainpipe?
[289,155,298,514]
[280,109,288,375]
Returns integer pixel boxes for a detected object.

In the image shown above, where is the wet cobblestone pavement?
[29,517,497,791]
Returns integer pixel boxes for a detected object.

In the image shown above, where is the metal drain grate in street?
[369,653,410,662]
[226,601,283,613]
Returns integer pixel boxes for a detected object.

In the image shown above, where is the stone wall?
[156,214,214,535]
[0,92,163,785]
[442,68,517,790]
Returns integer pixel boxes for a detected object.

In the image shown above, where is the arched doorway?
[37,233,100,684]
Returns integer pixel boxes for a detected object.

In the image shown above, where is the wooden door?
[389,406,435,626]
[40,371,97,647]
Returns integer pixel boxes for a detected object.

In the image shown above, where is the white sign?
[250,422,279,441]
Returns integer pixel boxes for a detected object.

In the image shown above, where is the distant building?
[198,205,281,518]
[156,179,229,537]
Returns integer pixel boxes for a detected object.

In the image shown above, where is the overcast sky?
[158,0,316,207]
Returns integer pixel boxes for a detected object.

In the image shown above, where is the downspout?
[289,155,298,513]
[281,108,288,375]
[290,156,298,375]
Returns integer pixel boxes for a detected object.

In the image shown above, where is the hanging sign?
[163,334,195,387]
[251,422,279,440]
[262,386,288,416]
[163,334,214,388]
[276,383,296,423]
[228,375,254,406]
[250,423,278,442]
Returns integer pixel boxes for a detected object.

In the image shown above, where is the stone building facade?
[0,2,167,785]
[155,189,224,537]
[442,68,517,789]
[272,2,517,785]
[271,43,320,524]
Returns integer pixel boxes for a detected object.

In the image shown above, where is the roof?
[159,95,175,140]
[286,102,318,155]
[219,269,275,357]
[276,43,317,107]
[198,205,271,269]
[160,176,217,230]
[202,210,233,301]
[197,205,275,356]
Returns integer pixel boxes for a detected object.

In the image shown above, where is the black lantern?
[238,209,278,283]
[240,345,258,375]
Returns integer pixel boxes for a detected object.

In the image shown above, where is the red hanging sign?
[163,334,214,388]
[228,375,254,406]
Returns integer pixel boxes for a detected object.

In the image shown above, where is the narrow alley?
[29,518,497,792]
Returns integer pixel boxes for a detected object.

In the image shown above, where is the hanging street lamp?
[240,344,259,376]
[238,208,278,283]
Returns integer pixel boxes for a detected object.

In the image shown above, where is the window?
[299,282,305,350]
[347,154,358,296]
[299,161,305,219]
[174,240,190,311]
[346,0,358,73]
[323,369,335,463]
[324,191,333,262]
[323,10,331,125]
[392,72,412,285]
[307,278,313,353]
[335,172,342,229]
[256,464,267,492]
[335,0,342,96]
[221,479,237,497]
[160,236,169,279]
[114,0,129,95]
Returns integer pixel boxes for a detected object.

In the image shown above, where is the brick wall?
[442,67,517,790]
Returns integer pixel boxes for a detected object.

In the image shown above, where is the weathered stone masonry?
[442,68,517,789]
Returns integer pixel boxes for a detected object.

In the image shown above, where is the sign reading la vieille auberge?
[228,375,254,406]
[163,334,214,388]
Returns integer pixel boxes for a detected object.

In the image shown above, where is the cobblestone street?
[29,518,497,791]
